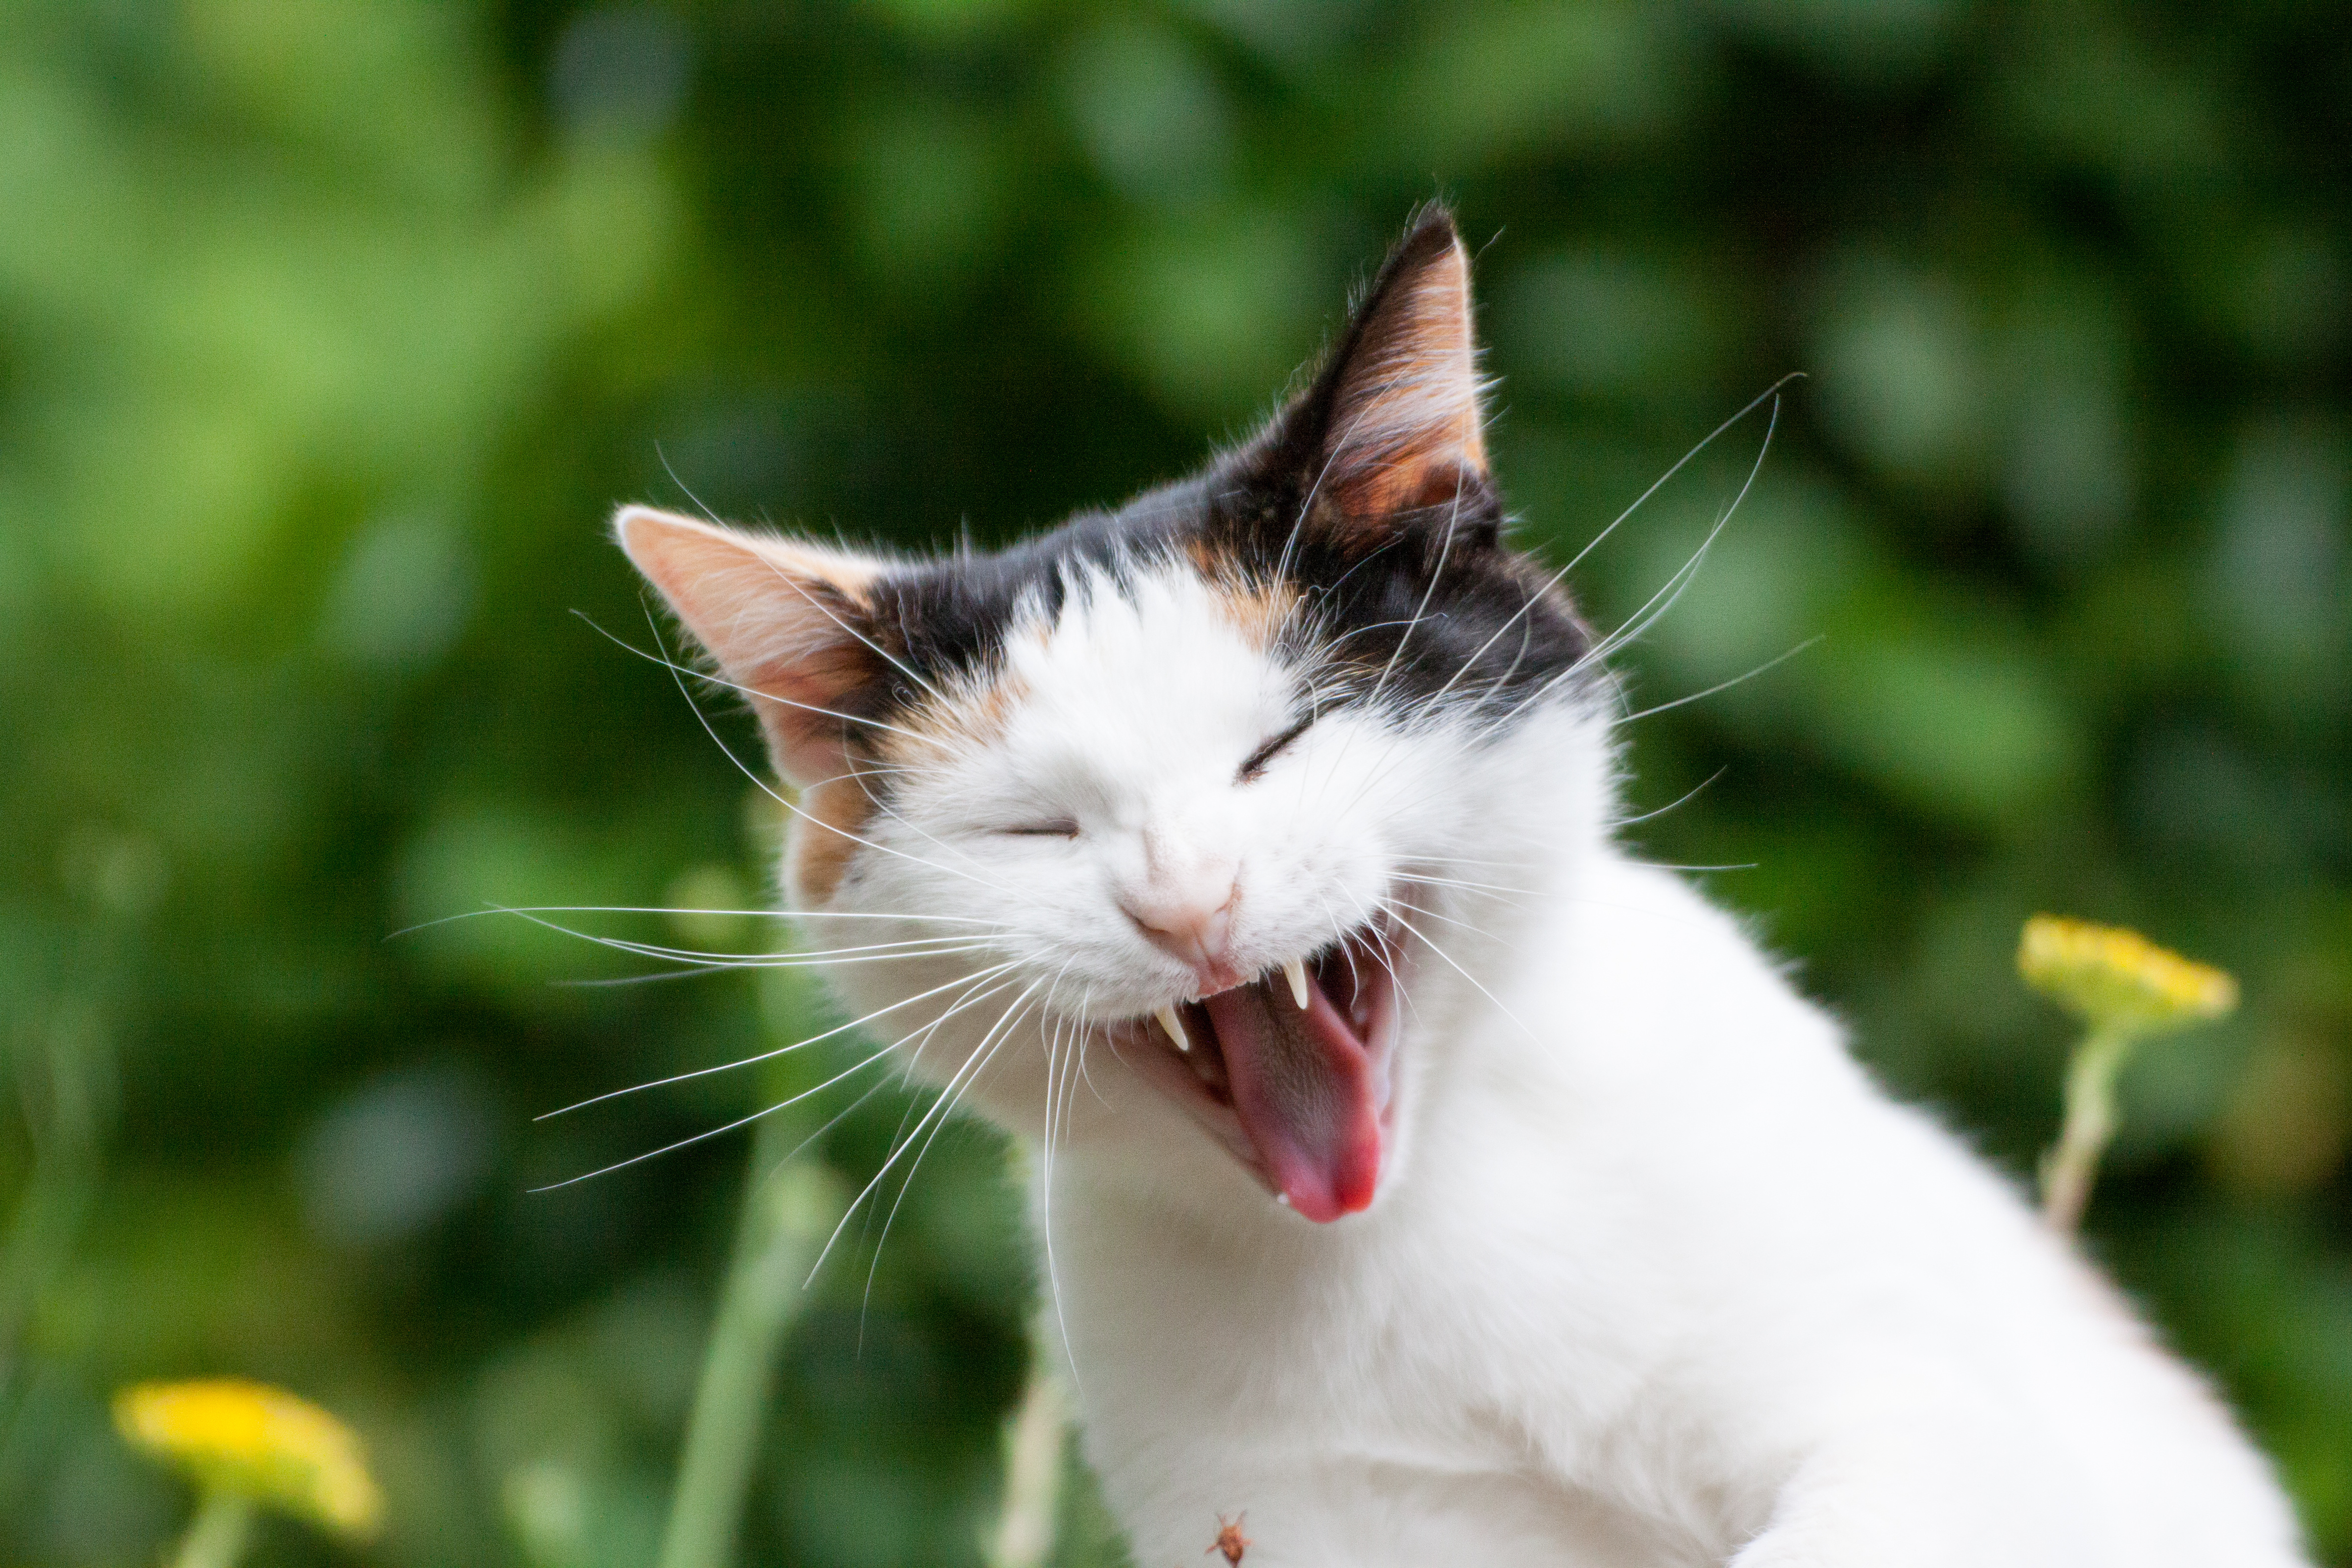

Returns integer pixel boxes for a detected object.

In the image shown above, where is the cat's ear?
[1265,206,1491,522]
[614,505,885,787]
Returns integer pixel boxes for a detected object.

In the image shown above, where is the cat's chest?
[1051,1184,1628,1465]
[1051,1202,1702,1567]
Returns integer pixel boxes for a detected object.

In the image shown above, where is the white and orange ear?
[1289,208,1492,520]
[614,505,885,787]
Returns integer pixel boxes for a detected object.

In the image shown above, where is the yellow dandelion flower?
[114,1378,383,1539]
[2018,915,2238,1037]
[2020,916,2241,1232]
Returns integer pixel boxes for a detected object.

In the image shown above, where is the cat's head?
[621,209,1610,1223]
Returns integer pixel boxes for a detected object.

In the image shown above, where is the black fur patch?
[841,462,1593,740]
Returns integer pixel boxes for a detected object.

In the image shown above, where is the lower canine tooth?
[1155,1007,1190,1052]
[1282,958,1310,1010]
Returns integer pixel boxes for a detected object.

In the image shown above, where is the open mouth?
[1114,919,1401,1223]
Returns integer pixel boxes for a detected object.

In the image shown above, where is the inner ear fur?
[1273,207,1494,525]
[613,505,884,789]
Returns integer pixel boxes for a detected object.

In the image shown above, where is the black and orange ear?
[1265,207,1492,523]
[614,505,885,787]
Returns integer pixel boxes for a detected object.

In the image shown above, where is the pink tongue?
[1202,977,1382,1223]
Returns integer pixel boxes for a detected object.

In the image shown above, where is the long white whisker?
[1475,390,1787,740]
[485,910,994,969]
[586,605,946,750]
[1365,470,1469,708]
[527,1041,900,1191]
[629,604,1013,896]
[1628,861,1759,874]
[1387,380,1799,735]
[537,960,1019,1120]
[1611,637,1821,726]
[473,905,992,976]
[1382,902,1535,1043]
[862,977,1055,1327]
[388,904,989,938]
[739,547,952,710]
[1376,895,1512,949]
[1560,376,1800,582]
[1392,870,1538,897]
[1611,767,1727,830]
[807,974,1050,1284]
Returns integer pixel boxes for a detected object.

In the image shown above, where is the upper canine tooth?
[1282,958,1310,1010]
[1155,1007,1190,1052]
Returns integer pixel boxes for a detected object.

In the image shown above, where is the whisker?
[1333,884,1421,1025]
[807,974,1049,1284]
[1629,861,1758,874]
[1042,1002,1092,1391]
[536,960,1019,1120]
[509,920,992,970]
[1375,895,1513,949]
[1562,375,1800,580]
[1391,872,1537,899]
[470,905,992,975]
[1611,637,1821,726]
[862,976,1056,1329]
[387,904,989,939]
[740,550,952,710]
[1610,767,1727,830]
[628,604,1014,897]
[584,605,945,752]
[1385,379,1799,737]
[1365,470,1470,710]
[527,1041,900,1192]
[1380,903,1536,1043]
[1472,390,1786,740]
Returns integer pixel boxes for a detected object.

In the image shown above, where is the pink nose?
[1123,873,1240,991]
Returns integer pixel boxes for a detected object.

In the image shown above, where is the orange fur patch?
[1212,574,1297,649]
[881,663,1032,766]
[787,775,881,905]
[788,654,1034,905]
[1182,535,1298,649]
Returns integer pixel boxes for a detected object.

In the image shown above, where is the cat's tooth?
[1154,1007,1190,1053]
[1282,958,1310,1010]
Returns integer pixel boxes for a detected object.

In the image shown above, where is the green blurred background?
[3,0,2347,1563]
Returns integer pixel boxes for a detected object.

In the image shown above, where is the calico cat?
[616,209,2308,1567]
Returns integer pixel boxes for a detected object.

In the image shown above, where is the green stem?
[984,1352,1068,1568]
[656,1114,844,1568]
[170,1488,256,1568]
[2041,1025,2135,1232]
[0,1009,113,1399]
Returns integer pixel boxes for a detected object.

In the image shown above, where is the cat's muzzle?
[1117,918,1400,1222]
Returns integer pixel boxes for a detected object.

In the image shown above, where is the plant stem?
[2042,1025,2134,1232]
[985,1354,1068,1568]
[655,1113,844,1568]
[170,1488,255,1568]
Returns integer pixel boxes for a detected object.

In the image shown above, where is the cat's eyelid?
[1238,714,1317,783]
[999,818,1080,838]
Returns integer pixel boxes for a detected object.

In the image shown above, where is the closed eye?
[999,818,1080,838]
[1238,714,1316,784]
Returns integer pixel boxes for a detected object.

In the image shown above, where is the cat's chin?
[1109,917,1401,1223]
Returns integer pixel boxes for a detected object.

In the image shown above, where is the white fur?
[799,558,2307,1567]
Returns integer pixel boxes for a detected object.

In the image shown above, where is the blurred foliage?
[1,0,2347,1563]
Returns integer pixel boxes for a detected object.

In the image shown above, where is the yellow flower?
[113,1378,383,1539]
[2018,915,2238,1036]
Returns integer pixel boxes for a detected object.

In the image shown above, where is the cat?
[616,208,2309,1567]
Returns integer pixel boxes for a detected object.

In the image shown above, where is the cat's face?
[622,210,1599,1222]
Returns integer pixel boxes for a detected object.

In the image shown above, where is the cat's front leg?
[1725,1405,2096,1568]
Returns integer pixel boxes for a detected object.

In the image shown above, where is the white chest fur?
[1037,853,2308,1568]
